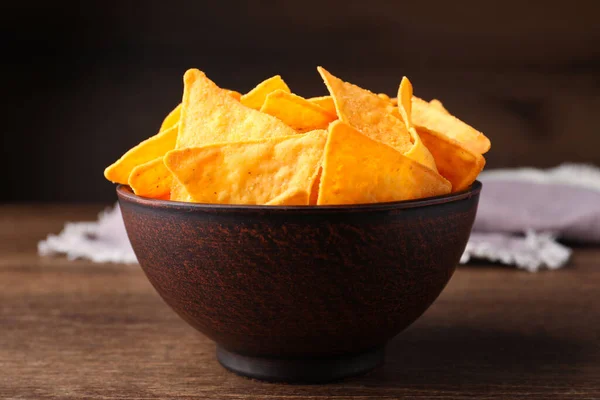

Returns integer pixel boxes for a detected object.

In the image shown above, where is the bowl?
[117,181,481,383]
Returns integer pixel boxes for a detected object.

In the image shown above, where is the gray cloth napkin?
[462,164,600,271]
[39,164,600,272]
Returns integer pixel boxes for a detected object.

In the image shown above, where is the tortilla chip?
[170,181,193,202]
[164,130,327,205]
[377,93,391,101]
[160,104,181,132]
[412,96,491,154]
[416,127,485,192]
[161,90,238,134]
[318,121,451,205]
[240,75,290,110]
[104,124,178,185]
[404,127,438,172]
[394,76,437,172]
[307,96,337,116]
[429,99,449,114]
[128,156,172,198]
[260,90,336,132]
[265,189,310,206]
[397,77,413,128]
[309,167,322,205]
[225,90,242,101]
[317,67,413,154]
[177,69,298,149]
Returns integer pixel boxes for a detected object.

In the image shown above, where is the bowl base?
[216,345,385,383]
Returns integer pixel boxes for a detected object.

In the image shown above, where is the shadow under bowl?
[117,181,481,383]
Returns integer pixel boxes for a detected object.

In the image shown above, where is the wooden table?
[1,205,599,399]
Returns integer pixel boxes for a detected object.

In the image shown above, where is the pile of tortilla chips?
[105,67,490,206]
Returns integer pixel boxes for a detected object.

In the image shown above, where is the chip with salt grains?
[104,123,178,185]
[128,156,173,198]
[165,130,326,205]
[177,69,298,149]
[412,96,491,154]
[261,90,336,132]
[318,121,451,205]
[318,67,413,154]
[162,90,239,135]
[240,75,290,110]
[105,66,489,205]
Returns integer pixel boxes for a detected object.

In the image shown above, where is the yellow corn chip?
[128,156,173,198]
[162,91,238,134]
[404,127,438,172]
[170,181,193,202]
[429,99,449,114]
[177,69,298,149]
[396,76,437,172]
[165,130,327,205]
[225,89,242,101]
[309,167,322,205]
[265,189,310,206]
[104,124,178,185]
[160,104,181,132]
[240,75,290,110]
[260,90,336,132]
[416,127,485,192]
[398,77,413,128]
[307,96,337,116]
[317,67,413,154]
[412,96,491,154]
[377,93,391,101]
[318,121,451,205]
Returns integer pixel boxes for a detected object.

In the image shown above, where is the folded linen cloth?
[39,164,600,272]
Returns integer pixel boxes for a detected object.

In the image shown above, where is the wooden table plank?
[1,205,598,399]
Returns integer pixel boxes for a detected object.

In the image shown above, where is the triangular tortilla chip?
[416,127,485,192]
[104,123,178,185]
[404,127,438,173]
[317,67,413,154]
[170,180,193,202]
[307,96,337,116]
[318,121,451,205]
[177,69,298,149]
[398,77,413,128]
[412,96,491,154]
[261,90,336,132]
[240,75,290,110]
[396,77,438,172]
[162,90,239,134]
[309,167,322,205]
[160,104,181,132]
[128,156,172,198]
[165,130,327,205]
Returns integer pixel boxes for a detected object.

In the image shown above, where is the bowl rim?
[117,180,481,213]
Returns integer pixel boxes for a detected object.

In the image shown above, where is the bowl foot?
[216,345,385,383]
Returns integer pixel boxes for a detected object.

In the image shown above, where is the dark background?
[3,1,600,203]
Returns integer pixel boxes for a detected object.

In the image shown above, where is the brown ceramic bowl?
[117,181,481,383]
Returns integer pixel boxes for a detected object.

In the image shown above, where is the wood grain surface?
[1,205,599,399]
